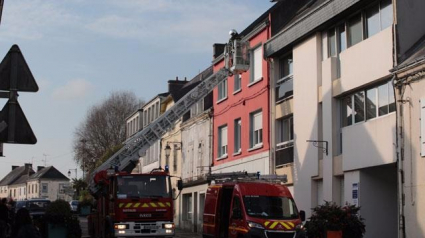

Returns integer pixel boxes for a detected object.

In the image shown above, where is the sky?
[0,0,274,180]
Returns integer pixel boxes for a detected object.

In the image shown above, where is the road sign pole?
[7,49,18,142]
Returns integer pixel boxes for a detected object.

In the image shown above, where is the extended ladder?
[89,32,250,195]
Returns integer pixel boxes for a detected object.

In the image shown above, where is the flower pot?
[48,223,67,238]
[326,230,342,238]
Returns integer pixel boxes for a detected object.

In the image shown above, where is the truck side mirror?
[177,180,183,191]
[299,210,306,222]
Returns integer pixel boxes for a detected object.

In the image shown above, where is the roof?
[265,0,362,57]
[10,174,30,186]
[28,166,69,181]
[142,92,169,109]
[0,165,34,186]
[169,66,213,102]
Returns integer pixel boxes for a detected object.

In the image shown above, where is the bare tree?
[73,91,144,177]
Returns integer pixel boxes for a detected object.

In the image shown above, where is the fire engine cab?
[88,168,182,237]
[202,172,306,238]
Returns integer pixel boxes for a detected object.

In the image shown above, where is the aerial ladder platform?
[89,30,250,195]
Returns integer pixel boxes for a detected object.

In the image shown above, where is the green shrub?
[305,201,365,238]
[44,200,82,238]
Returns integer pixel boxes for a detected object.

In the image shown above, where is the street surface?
[79,216,201,238]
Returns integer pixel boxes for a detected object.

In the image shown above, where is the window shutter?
[254,47,262,81]
[221,127,228,146]
[253,112,262,131]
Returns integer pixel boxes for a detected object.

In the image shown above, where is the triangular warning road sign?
[0,44,38,92]
[0,100,37,144]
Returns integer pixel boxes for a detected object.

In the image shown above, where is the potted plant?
[305,201,365,238]
[43,200,82,238]
[78,190,93,216]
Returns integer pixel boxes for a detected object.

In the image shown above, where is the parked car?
[69,200,79,213]
[15,199,51,220]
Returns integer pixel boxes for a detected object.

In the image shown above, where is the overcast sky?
[0,0,274,180]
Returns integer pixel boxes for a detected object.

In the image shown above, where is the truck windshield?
[116,175,171,199]
[243,196,299,219]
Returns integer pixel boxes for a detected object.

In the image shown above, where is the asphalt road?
[78,216,201,238]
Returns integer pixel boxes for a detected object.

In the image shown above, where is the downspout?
[266,12,275,175]
[393,74,406,238]
[391,1,404,235]
[268,57,276,175]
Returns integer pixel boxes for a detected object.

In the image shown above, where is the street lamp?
[68,169,77,179]
[163,142,182,172]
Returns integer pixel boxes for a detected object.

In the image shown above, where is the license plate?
[141,225,156,230]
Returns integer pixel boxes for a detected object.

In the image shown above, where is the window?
[366,5,380,38]
[342,81,395,127]
[144,111,147,127]
[234,74,241,92]
[42,183,48,193]
[277,117,293,144]
[337,25,347,53]
[191,100,204,117]
[366,88,377,119]
[354,91,365,123]
[328,29,337,57]
[183,193,193,220]
[276,117,294,166]
[348,14,363,47]
[276,54,293,102]
[156,102,160,118]
[234,119,241,153]
[380,0,393,30]
[325,0,392,55]
[218,125,228,158]
[232,196,242,219]
[250,45,262,83]
[250,111,263,148]
[217,79,227,101]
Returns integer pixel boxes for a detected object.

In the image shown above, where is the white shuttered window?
[250,46,262,83]
[250,111,263,148]
[218,125,228,158]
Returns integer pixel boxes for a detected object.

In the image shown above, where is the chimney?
[37,166,45,172]
[168,78,187,94]
[213,43,226,59]
[24,163,32,170]
[12,166,19,171]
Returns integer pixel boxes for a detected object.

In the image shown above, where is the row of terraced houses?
[125,0,425,237]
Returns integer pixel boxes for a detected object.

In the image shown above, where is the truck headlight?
[247,221,264,229]
[114,224,128,230]
[163,223,175,229]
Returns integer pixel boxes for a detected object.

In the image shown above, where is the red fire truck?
[202,173,306,238]
[88,168,182,237]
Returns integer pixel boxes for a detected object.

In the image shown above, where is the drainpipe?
[267,57,276,175]
[393,75,406,238]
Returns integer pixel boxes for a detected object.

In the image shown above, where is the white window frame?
[234,119,241,154]
[217,79,228,102]
[249,45,263,84]
[250,110,263,149]
[234,74,241,93]
[218,125,228,159]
